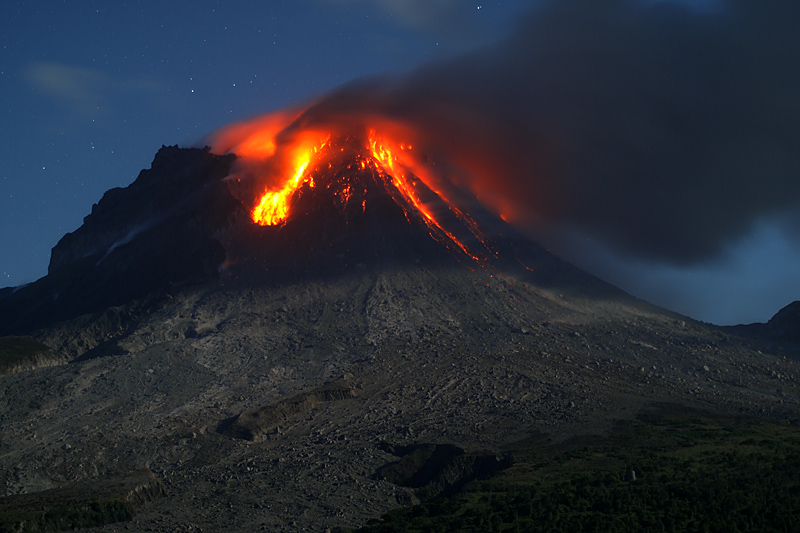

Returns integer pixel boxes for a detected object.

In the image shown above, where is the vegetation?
[0,499,133,532]
[0,471,158,532]
[352,407,800,532]
[0,336,51,373]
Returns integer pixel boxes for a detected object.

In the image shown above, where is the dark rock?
[376,443,512,498]
[0,146,239,336]
[764,301,800,342]
[0,336,64,375]
[219,379,358,441]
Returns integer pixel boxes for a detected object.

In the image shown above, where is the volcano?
[222,131,500,273]
[0,130,610,336]
[1,140,799,531]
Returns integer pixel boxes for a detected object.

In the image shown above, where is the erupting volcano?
[2,108,800,533]
[4,2,800,530]
[0,110,584,335]
[211,117,500,266]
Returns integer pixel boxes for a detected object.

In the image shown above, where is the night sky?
[2,0,799,325]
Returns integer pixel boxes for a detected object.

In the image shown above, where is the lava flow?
[210,114,495,263]
[251,135,329,226]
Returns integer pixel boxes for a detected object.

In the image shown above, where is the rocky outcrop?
[0,336,65,375]
[764,301,800,342]
[0,146,240,336]
[219,378,358,441]
[0,469,164,531]
[48,146,236,274]
[728,300,800,347]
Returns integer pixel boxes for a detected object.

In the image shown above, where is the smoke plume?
[283,0,800,265]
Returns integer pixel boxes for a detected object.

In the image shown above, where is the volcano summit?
[1,136,799,531]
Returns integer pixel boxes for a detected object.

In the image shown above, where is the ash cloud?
[296,0,800,265]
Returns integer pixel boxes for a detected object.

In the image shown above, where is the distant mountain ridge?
[729,300,800,344]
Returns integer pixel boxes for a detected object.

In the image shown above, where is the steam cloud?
[290,0,800,265]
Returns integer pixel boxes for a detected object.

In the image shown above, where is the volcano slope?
[1,145,799,532]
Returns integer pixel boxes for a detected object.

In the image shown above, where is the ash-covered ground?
[2,263,799,532]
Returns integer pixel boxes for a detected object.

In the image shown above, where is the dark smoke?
[293,0,800,265]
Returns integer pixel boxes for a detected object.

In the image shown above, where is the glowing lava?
[251,138,327,225]
[366,131,485,261]
[209,113,495,262]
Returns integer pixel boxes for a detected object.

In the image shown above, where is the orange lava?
[367,131,483,261]
[251,134,328,225]
[209,110,495,261]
